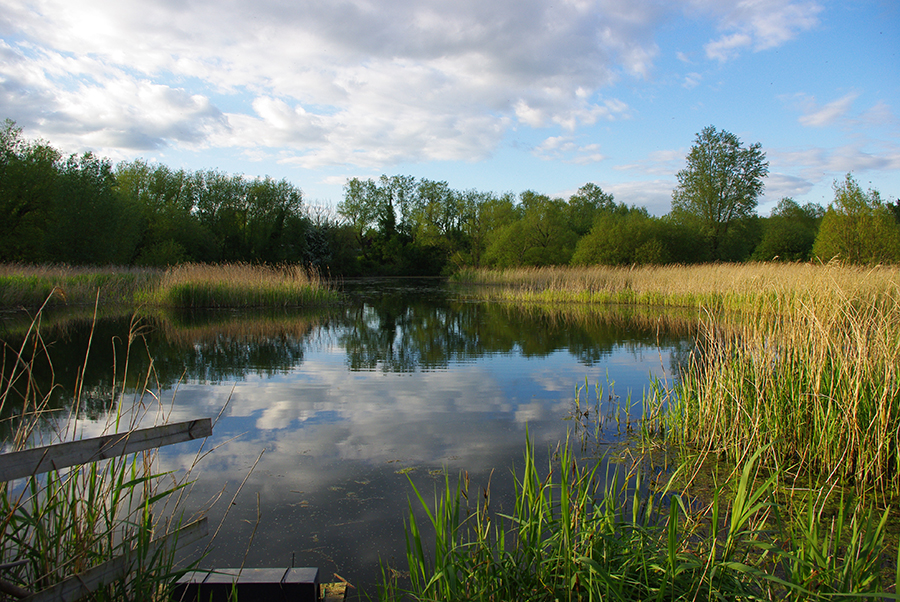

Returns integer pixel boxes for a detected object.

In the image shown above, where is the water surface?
[1,278,695,595]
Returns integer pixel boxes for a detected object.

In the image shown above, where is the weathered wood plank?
[20,518,209,602]
[0,419,212,482]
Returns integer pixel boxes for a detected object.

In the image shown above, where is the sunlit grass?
[458,263,900,502]
[664,286,900,504]
[0,263,161,307]
[454,263,900,311]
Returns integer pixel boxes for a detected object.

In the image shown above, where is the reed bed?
[454,263,900,311]
[0,262,338,309]
[665,281,900,503]
[0,264,161,307]
[134,263,338,308]
[387,435,898,601]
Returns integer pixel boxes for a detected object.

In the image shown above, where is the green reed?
[386,435,899,601]
[0,303,204,601]
[454,263,900,313]
[665,283,900,503]
[0,262,338,309]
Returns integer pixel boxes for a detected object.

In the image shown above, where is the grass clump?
[0,264,162,307]
[0,262,338,309]
[386,436,898,601]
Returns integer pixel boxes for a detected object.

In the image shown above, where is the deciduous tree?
[671,126,768,259]
[812,173,900,264]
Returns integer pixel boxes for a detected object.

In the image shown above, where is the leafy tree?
[456,191,517,268]
[114,161,213,265]
[751,198,823,261]
[812,173,900,264]
[484,192,576,267]
[46,153,139,265]
[671,126,769,259]
[571,206,671,266]
[0,120,60,261]
[567,183,615,236]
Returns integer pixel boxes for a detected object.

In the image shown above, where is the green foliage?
[0,119,61,262]
[671,126,769,260]
[812,173,900,264]
[752,198,823,261]
[484,191,577,267]
[46,153,140,265]
[566,182,615,236]
[571,206,672,266]
[389,434,895,601]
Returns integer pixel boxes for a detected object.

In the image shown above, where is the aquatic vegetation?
[0,308,210,602]
[0,262,338,309]
[665,280,900,504]
[0,263,161,307]
[135,263,337,308]
[386,435,898,601]
[453,263,900,312]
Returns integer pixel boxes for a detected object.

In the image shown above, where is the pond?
[0,278,697,596]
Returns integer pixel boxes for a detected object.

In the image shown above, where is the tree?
[47,153,139,265]
[812,173,900,264]
[671,126,768,259]
[567,183,615,236]
[484,192,577,267]
[751,198,823,261]
[0,120,60,261]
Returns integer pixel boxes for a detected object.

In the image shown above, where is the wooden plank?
[20,518,209,602]
[0,419,212,482]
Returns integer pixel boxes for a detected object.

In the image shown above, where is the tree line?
[2,119,898,275]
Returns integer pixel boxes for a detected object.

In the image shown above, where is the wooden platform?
[173,568,346,602]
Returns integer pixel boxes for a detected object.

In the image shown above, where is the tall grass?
[665,278,900,503]
[134,263,337,308]
[0,302,206,601]
[454,263,900,311]
[387,435,898,601]
[0,264,161,307]
[0,262,338,309]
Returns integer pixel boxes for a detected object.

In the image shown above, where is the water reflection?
[0,279,698,595]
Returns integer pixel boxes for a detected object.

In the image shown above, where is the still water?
[1,278,696,595]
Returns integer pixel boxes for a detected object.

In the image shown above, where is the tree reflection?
[0,281,698,435]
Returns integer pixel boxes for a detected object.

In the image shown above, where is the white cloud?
[533,136,607,164]
[605,179,676,215]
[798,92,859,127]
[683,72,702,89]
[0,0,827,171]
[1,0,665,167]
[700,0,822,62]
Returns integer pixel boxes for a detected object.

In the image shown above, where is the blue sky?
[1,0,897,216]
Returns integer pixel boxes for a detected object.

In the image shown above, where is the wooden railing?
[0,419,212,602]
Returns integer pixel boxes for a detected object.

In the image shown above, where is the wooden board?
[0,418,212,482]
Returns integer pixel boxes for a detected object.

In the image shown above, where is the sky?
[1,0,898,216]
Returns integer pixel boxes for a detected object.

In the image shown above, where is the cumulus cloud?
[605,179,676,215]
[0,0,827,169]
